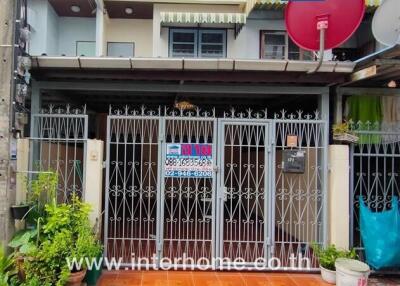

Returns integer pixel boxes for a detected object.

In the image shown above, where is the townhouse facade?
[6,0,400,271]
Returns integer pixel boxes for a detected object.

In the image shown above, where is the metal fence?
[104,106,328,270]
[350,122,400,252]
[29,105,88,203]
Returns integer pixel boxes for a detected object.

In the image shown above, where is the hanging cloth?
[381,96,400,143]
[347,96,382,144]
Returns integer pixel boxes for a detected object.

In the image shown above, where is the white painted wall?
[27,0,95,56]
[105,19,153,57]
[27,0,57,55]
[58,18,96,56]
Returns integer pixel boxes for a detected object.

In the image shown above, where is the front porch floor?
[97,270,400,286]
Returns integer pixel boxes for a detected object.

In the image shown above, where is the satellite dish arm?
[308,20,328,74]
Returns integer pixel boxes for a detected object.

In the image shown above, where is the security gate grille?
[104,107,328,270]
[218,120,271,267]
[29,105,88,202]
[161,116,217,267]
[350,123,400,251]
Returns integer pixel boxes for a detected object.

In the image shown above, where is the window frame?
[198,29,227,58]
[260,30,314,61]
[169,28,227,58]
[75,41,96,57]
[107,42,135,58]
[169,28,198,58]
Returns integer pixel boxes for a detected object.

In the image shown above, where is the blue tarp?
[359,196,400,270]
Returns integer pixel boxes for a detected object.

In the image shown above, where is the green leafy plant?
[23,194,102,286]
[332,122,351,135]
[0,245,16,286]
[8,229,38,255]
[312,243,357,271]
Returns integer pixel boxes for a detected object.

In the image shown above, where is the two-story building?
[14,0,400,271]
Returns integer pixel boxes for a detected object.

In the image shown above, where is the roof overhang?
[340,44,400,87]
[31,56,354,72]
[30,56,355,85]
[246,0,382,14]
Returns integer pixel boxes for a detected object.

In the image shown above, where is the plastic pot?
[320,266,336,284]
[10,205,31,220]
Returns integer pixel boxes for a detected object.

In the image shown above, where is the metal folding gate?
[104,107,328,270]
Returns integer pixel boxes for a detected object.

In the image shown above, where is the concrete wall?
[58,17,96,56]
[105,19,153,57]
[27,0,55,55]
[84,140,104,227]
[28,0,96,56]
[328,145,350,249]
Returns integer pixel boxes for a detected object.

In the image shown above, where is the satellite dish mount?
[311,15,329,73]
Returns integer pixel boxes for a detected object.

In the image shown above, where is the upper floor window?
[169,28,226,58]
[76,41,96,57]
[260,31,314,61]
[107,42,135,57]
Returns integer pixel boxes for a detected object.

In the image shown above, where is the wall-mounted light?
[125,7,133,15]
[174,99,197,110]
[388,80,397,88]
[70,5,81,13]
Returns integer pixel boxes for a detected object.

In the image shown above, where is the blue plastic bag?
[359,196,400,270]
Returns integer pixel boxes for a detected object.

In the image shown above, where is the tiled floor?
[98,270,400,286]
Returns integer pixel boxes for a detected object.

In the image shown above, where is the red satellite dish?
[285,0,365,51]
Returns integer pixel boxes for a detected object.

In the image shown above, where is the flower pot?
[333,133,359,144]
[66,269,87,286]
[320,266,336,284]
[335,258,370,286]
[84,256,103,286]
[10,205,31,220]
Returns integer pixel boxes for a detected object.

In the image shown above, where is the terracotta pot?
[66,269,87,286]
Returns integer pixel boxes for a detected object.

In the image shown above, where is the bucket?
[335,258,370,286]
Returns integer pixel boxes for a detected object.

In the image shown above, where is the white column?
[83,140,104,226]
[328,144,350,249]
[95,0,105,57]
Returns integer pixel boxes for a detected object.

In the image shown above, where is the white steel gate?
[104,107,328,270]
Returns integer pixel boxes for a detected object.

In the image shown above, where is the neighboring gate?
[29,105,88,202]
[350,123,400,251]
[104,107,328,270]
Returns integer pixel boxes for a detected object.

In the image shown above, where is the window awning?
[160,12,246,25]
[160,12,247,36]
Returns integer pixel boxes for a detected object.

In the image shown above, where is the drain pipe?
[308,19,328,74]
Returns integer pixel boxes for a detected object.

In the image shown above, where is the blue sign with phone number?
[165,144,213,178]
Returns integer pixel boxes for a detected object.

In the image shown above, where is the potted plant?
[22,194,102,286]
[312,244,357,284]
[10,172,58,222]
[332,122,359,143]
[83,219,103,286]
[10,203,32,220]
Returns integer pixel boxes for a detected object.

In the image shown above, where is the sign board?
[287,135,298,148]
[165,143,213,178]
[283,150,306,174]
